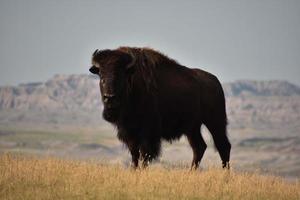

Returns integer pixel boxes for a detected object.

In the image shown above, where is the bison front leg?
[122,137,140,169]
[140,139,161,168]
[128,144,140,169]
[138,107,162,168]
[117,128,140,169]
[126,140,140,169]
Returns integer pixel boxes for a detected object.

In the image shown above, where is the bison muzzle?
[89,47,231,169]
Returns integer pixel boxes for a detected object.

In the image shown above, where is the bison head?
[89,49,134,122]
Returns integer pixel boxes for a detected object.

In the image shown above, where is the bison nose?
[103,93,116,104]
[104,93,115,99]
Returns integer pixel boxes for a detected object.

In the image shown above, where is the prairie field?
[0,154,299,200]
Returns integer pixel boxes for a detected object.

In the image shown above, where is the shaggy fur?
[89,47,231,169]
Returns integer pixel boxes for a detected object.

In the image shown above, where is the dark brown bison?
[89,47,231,169]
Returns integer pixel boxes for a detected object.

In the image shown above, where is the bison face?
[89,49,134,123]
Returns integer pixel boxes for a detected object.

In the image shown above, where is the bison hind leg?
[186,126,207,170]
[205,121,231,169]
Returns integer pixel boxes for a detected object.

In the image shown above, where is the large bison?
[89,47,231,169]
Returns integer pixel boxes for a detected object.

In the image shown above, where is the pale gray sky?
[0,0,299,86]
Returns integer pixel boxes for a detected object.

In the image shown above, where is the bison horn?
[93,49,99,56]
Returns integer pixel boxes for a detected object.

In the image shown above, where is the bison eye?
[89,66,99,74]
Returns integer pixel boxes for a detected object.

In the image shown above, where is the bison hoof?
[222,162,230,169]
[130,163,139,170]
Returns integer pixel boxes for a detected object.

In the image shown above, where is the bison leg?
[205,122,231,169]
[126,140,140,169]
[117,128,140,169]
[140,139,161,168]
[187,127,207,170]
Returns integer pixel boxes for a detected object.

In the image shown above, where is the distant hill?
[0,74,299,130]
[0,74,100,111]
[223,80,300,96]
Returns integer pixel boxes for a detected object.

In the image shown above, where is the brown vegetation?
[0,154,299,200]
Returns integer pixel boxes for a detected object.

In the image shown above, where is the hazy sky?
[0,0,299,86]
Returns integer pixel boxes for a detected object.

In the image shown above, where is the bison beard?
[89,47,231,169]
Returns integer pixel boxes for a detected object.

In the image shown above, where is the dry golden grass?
[0,154,299,200]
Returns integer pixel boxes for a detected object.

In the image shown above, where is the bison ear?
[89,66,99,74]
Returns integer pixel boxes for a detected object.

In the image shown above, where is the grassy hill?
[0,154,299,200]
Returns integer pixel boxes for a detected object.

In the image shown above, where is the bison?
[89,47,231,169]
